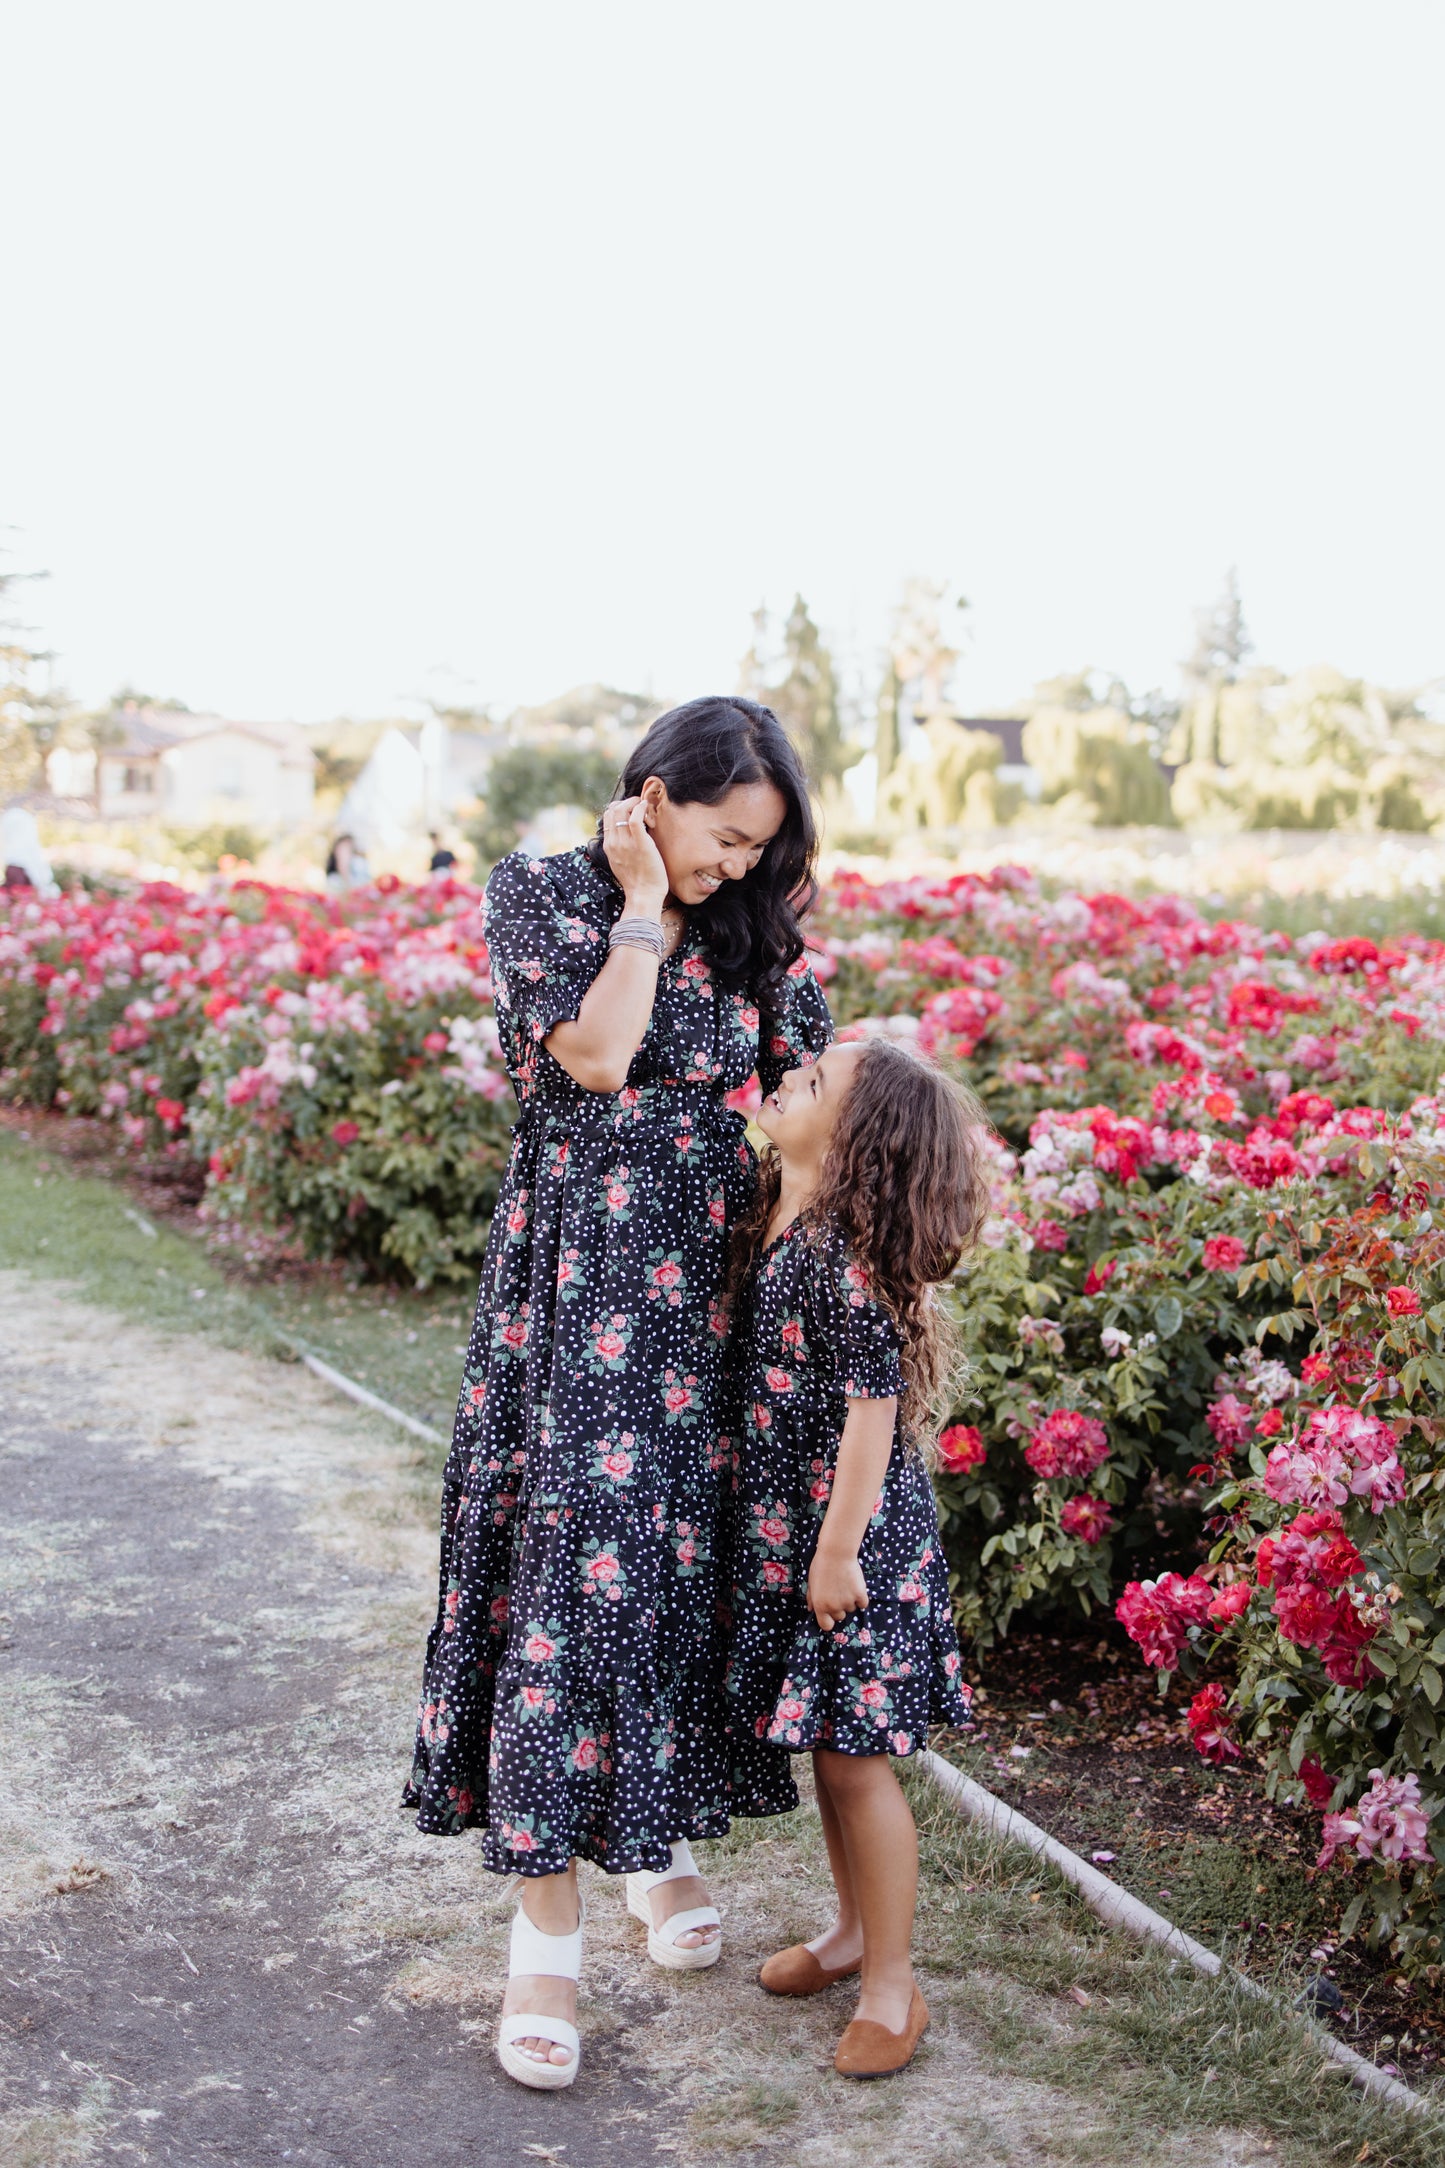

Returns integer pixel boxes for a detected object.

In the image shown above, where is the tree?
[888,578,969,721]
[874,660,901,785]
[1183,568,1251,690]
[0,551,66,796]
[469,744,621,866]
[1023,696,1173,827]
[738,597,849,791]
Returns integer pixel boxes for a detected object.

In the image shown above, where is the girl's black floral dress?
[403,845,833,1875]
[723,1220,972,1811]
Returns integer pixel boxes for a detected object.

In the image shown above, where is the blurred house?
[961,716,1042,800]
[82,705,315,830]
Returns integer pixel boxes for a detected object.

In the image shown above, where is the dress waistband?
[514,1088,749,1145]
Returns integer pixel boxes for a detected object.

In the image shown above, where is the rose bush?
[1108,1112,1445,1967]
[12,860,1445,1952]
[0,876,514,1282]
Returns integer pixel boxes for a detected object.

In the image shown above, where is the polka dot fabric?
[723,1220,972,1813]
[403,845,833,1874]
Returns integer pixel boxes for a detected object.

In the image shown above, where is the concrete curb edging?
[920,1748,1434,2122]
[291,1345,449,1446]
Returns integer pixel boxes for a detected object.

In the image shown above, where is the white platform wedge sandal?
[625,1840,721,1972]
[496,1886,584,2091]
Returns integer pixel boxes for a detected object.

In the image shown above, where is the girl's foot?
[835,1985,930,2079]
[498,1876,583,2087]
[757,1940,861,1995]
[851,1973,916,2033]
[807,1922,864,1974]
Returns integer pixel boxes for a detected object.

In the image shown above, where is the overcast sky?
[4,3,1442,724]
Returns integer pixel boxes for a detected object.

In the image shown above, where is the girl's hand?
[806,1545,869,1635]
[601,796,667,914]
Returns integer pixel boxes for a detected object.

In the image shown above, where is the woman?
[403,695,833,2088]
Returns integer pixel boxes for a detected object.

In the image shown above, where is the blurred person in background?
[1,807,56,896]
[324,832,370,893]
[428,829,458,875]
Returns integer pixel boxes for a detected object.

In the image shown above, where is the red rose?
[1202,1235,1248,1272]
[937,1424,985,1474]
[1385,1285,1422,1316]
[1059,1494,1115,1545]
[331,1119,361,1147]
[1299,1755,1335,1807]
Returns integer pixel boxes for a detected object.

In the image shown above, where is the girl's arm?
[546,798,668,1093]
[805,1396,897,1633]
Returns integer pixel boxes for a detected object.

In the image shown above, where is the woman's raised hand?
[602,797,668,915]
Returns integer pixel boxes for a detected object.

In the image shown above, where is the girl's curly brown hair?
[727,1038,994,1444]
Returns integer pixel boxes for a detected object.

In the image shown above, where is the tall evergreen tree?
[1184,568,1251,689]
[0,556,63,796]
[874,659,901,784]
[737,596,849,791]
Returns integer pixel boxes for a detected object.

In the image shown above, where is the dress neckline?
[760,1216,804,1262]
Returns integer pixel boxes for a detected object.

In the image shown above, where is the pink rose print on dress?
[586,1312,633,1373]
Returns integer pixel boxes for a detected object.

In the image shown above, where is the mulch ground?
[943,1622,1445,2082]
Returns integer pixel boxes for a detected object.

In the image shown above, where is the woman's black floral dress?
[404,845,833,1875]
[723,1220,972,1812]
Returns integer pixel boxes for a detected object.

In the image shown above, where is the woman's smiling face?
[641,776,786,908]
[756,1040,867,1162]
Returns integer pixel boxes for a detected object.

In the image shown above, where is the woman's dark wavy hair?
[727,1040,994,1447]
[585,696,818,1020]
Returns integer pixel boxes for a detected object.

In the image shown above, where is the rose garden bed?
[9,862,1445,1991]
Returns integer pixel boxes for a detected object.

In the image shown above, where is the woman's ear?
[640,776,667,824]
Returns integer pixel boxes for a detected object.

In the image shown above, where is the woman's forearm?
[546,911,664,1093]
[816,1397,897,1558]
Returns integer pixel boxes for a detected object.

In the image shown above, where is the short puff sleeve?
[756,952,834,1099]
[483,851,607,1049]
[810,1235,904,1403]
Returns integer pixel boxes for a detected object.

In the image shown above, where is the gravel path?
[0,1273,664,2167]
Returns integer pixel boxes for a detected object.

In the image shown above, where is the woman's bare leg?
[501,1861,579,2067]
[811,1748,918,2031]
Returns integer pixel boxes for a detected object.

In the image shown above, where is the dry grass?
[0,2086,112,2168]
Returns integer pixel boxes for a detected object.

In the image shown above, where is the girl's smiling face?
[756,1041,867,1164]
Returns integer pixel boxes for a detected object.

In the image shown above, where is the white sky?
[4,3,1443,723]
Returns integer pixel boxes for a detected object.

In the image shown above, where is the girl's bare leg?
[805,1751,864,1971]
[502,1861,579,2067]
[811,1748,918,2031]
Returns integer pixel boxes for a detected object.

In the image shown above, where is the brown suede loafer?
[756,1943,862,1996]
[833,1987,930,2078]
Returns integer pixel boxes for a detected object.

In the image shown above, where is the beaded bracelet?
[609,915,665,959]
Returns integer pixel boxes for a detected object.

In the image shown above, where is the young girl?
[722,1036,988,2079]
